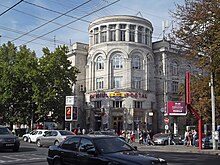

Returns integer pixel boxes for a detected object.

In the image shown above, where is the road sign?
[164,118,169,124]
[165,124,169,130]
[65,106,73,121]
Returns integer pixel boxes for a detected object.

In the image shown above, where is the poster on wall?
[167,101,187,116]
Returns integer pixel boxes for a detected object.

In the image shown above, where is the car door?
[44,130,58,146]
[77,138,106,165]
[41,131,52,146]
[59,137,80,165]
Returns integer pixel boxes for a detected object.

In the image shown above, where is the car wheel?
[28,138,32,143]
[23,136,28,142]
[164,140,168,145]
[54,140,59,146]
[12,146,19,152]
[53,158,62,165]
[36,140,42,147]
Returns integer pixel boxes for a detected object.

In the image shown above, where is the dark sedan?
[47,135,166,165]
[0,125,20,152]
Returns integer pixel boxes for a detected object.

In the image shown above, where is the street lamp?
[210,58,216,150]
[199,54,216,150]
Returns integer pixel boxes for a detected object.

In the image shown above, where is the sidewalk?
[134,143,220,156]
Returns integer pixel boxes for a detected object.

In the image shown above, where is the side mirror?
[133,146,138,150]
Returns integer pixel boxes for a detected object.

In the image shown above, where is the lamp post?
[198,53,216,150]
[210,63,216,150]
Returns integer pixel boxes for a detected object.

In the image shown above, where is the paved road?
[0,141,220,165]
[0,141,48,165]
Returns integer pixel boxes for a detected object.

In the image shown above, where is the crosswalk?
[0,154,46,164]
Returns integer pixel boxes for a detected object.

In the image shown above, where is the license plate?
[6,144,14,146]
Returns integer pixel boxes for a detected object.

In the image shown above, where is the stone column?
[125,24,130,42]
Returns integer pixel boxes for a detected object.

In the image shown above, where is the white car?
[22,129,48,143]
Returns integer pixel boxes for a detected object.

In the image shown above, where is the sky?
[0,0,185,57]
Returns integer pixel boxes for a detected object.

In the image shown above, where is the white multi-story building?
[67,15,197,133]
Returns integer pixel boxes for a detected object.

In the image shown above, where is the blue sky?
[0,0,184,57]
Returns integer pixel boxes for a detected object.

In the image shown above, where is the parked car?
[36,130,75,147]
[153,133,183,145]
[22,129,48,143]
[47,135,167,165]
[195,136,220,149]
[0,125,20,152]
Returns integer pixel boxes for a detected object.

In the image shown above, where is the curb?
[133,143,220,156]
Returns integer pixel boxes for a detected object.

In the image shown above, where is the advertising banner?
[167,101,187,116]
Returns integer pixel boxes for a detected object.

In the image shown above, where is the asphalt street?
[0,141,220,165]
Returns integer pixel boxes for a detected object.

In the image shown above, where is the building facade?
[67,15,197,134]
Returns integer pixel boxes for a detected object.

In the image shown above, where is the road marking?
[0,154,46,164]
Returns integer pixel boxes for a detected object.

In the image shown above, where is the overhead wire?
[11,0,92,42]
[0,0,24,17]
[0,2,162,44]
[0,25,68,45]
[21,0,120,46]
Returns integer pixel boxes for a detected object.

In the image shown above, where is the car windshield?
[0,127,12,135]
[94,137,134,154]
[59,130,74,135]
[100,131,116,136]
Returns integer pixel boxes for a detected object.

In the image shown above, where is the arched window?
[132,55,141,69]
[186,64,191,72]
[112,54,123,69]
[171,61,178,76]
[96,56,104,70]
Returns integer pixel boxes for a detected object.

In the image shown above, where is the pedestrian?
[127,131,131,143]
[139,131,143,144]
[187,130,192,146]
[183,130,188,146]
[131,131,135,143]
[192,130,197,146]
[142,130,147,145]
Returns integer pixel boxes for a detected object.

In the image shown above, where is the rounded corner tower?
[85,15,157,133]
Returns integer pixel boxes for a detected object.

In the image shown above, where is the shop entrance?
[112,116,123,134]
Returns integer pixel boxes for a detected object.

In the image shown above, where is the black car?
[0,125,20,152]
[47,135,166,165]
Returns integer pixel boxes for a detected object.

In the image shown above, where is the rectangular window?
[94,101,102,108]
[134,101,142,108]
[129,25,135,42]
[119,24,126,41]
[94,28,99,44]
[96,77,104,89]
[113,101,123,108]
[145,28,149,45]
[132,77,142,89]
[100,26,107,43]
[113,76,122,88]
[138,26,143,43]
[109,24,116,41]
[172,81,179,92]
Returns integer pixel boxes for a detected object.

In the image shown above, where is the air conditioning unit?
[79,84,85,92]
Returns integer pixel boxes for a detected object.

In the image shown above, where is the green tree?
[36,46,80,127]
[171,0,220,125]
[0,42,38,126]
[0,43,80,129]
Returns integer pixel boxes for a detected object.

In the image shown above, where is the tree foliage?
[171,0,220,124]
[0,42,79,127]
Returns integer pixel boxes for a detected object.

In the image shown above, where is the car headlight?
[158,158,167,165]
[0,138,4,142]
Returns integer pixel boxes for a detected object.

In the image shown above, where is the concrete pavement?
[134,143,220,156]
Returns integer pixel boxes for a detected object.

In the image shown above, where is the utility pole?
[210,66,216,150]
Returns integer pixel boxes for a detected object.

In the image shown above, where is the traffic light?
[65,106,73,121]
[72,107,78,121]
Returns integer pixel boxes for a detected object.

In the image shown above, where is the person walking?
[192,130,197,146]
[187,130,192,146]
